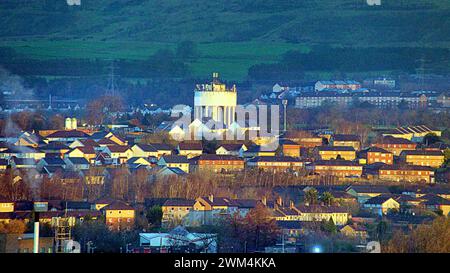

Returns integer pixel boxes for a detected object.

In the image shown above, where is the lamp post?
[282,100,288,132]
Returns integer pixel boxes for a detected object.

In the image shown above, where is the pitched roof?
[375,136,415,145]
[333,134,360,142]
[379,164,434,171]
[160,155,189,164]
[135,144,157,152]
[66,157,90,165]
[39,142,70,150]
[0,159,9,166]
[103,200,134,211]
[90,131,110,140]
[107,145,130,153]
[195,154,244,161]
[41,157,65,165]
[311,160,361,167]
[79,139,100,147]
[148,143,172,151]
[73,146,96,154]
[366,147,391,154]
[178,142,203,151]
[199,196,240,207]
[347,185,390,194]
[364,195,397,205]
[163,199,196,207]
[317,146,355,152]
[47,130,90,138]
[401,150,444,156]
[97,138,118,145]
[217,143,245,151]
[276,221,304,230]
[247,156,302,163]
[296,205,349,213]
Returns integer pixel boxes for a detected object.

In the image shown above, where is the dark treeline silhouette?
[248,46,450,81]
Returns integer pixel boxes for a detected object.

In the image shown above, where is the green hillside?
[0,0,449,80]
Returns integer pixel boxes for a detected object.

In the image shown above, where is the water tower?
[65,118,72,130]
[194,73,237,127]
[71,118,77,130]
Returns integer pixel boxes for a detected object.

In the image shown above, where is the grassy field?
[0,39,309,80]
[0,0,449,80]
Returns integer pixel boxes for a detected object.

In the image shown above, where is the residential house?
[37,157,66,173]
[306,160,363,178]
[104,145,134,164]
[215,143,247,156]
[340,224,368,242]
[64,157,90,171]
[147,143,173,158]
[0,159,9,171]
[346,185,391,203]
[247,156,304,172]
[400,150,444,168]
[66,146,97,163]
[0,198,14,213]
[316,146,356,161]
[69,139,100,149]
[332,134,361,151]
[177,142,203,159]
[193,154,245,173]
[372,136,417,156]
[162,199,196,226]
[0,234,54,253]
[45,130,90,143]
[131,144,158,158]
[420,195,450,216]
[361,147,393,165]
[102,201,135,231]
[379,165,435,183]
[14,132,40,148]
[240,145,277,158]
[363,195,400,216]
[0,146,45,161]
[280,139,301,158]
[39,142,70,158]
[153,166,187,179]
[157,155,190,173]
[10,157,37,169]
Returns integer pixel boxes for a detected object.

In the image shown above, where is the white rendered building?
[194,73,237,127]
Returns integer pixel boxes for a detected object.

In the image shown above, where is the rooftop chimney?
[289,200,294,209]
[276,196,283,207]
[208,194,214,203]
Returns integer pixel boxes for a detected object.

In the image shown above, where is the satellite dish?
[63,240,81,253]
[366,241,381,253]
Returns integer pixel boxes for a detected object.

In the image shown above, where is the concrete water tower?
[65,117,77,130]
[194,73,237,127]
[65,118,72,130]
[71,118,77,130]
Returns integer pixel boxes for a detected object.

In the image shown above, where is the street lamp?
[282,99,288,132]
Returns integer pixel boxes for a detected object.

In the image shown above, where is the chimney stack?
[261,196,267,206]
[276,196,283,207]
[289,200,294,209]
[208,194,214,203]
